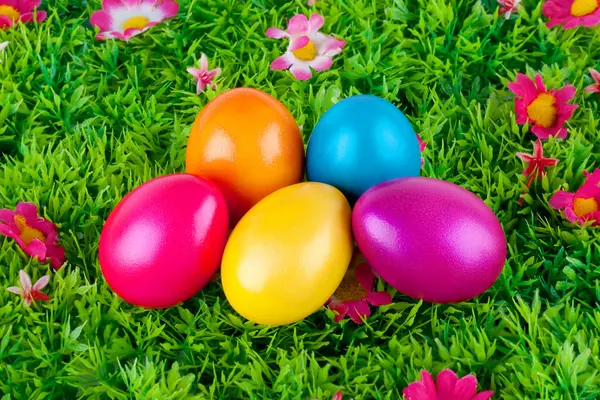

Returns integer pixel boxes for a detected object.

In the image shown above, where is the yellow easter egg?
[222,182,354,326]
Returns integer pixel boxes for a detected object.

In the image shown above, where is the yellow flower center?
[570,0,599,17]
[526,93,558,129]
[0,5,21,21]
[292,41,317,61]
[333,268,368,302]
[573,197,599,218]
[14,215,46,245]
[123,16,150,31]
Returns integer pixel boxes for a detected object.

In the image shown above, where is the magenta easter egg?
[352,177,506,303]
[99,174,229,308]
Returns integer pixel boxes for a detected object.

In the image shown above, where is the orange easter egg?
[186,88,305,226]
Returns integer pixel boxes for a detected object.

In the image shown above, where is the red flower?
[327,261,392,324]
[508,73,577,139]
[498,0,522,19]
[6,270,51,306]
[417,134,427,167]
[0,0,46,29]
[516,139,558,205]
[549,169,600,226]
[584,68,600,94]
[403,370,494,400]
[0,202,66,269]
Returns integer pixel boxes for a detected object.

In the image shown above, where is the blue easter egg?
[306,95,421,201]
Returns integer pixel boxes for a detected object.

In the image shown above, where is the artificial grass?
[1,0,600,398]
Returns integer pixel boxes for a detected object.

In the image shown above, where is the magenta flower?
[327,261,392,324]
[403,370,494,400]
[90,0,179,41]
[584,68,600,93]
[550,169,600,226]
[0,202,66,269]
[266,14,345,80]
[187,53,221,94]
[543,0,600,29]
[417,134,427,167]
[0,0,47,29]
[498,0,522,19]
[7,270,51,306]
[508,73,578,140]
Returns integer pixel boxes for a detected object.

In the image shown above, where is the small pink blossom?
[498,0,522,19]
[266,14,345,81]
[403,370,494,400]
[550,169,600,226]
[327,260,391,324]
[0,202,66,269]
[584,68,600,93]
[542,0,600,29]
[0,0,47,29]
[7,270,51,306]
[90,0,179,41]
[307,0,317,5]
[417,134,426,167]
[508,73,577,140]
[187,53,221,94]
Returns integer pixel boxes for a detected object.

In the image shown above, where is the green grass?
[1,0,600,398]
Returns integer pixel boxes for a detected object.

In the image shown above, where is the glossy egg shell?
[352,177,507,303]
[222,182,354,326]
[306,95,421,202]
[186,88,305,226]
[99,174,229,308]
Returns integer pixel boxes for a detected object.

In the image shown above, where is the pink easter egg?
[352,177,506,303]
[99,174,229,308]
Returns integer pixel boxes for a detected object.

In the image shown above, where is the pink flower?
[266,14,345,81]
[90,0,179,41]
[403,370,494,400]
[187,53,221,94]
[0,0,47,29]
[7,270,51,306]
[498,0,522,19]
[549,169,600,226]
[327,260,392,324]
[542,0,600,29]
[417,134,427,167]
[584,68,600,93]
[308,0,317,5]
[508,73,578,139]
[0,202,66,269]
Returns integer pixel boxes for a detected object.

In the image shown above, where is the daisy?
[508,73,578,139]
[549,169,600,226]
[0,0,47,29]
[542,0,600,29]
[266,13,346,80]
[584,68,600,93]
[7,270,51,306]
[0,202,66,269]
[403,370,494,400]
[187,53,221,94]
[498,0,522,19]
[326,258,391,324]
[417,134,426,167]
[90,0,179,41]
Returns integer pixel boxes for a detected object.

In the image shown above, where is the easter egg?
[186,88,305,226]
[222,182,354,325]
[306,95,421,202]
[99,174,229,308]
[352,177,506,303]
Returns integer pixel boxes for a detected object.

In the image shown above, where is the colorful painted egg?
[222,182,354,326]
[99,174,229,308]
[352,177,506,303]
[306,95,421,202]
[186,88,305,226]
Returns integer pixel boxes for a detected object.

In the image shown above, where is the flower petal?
[534,74,546,92]
[47,244,66,270]
[155,0,179,18]
[309,55,333,71]
[452,375,478,400]
[289,35,311,52]
[516,152,534,163]
[265,27,289,39]
[365,291,392,306]
[332,303,349,322]
[90,10,113,30]
[590,69,600,84]
[19,270,32,292]
[552,85,576,104]
[331,391,343,400]
[15,202,39,221]
[0,15,13,29]
[270,53,295,70]
[287,14,309,35]
[471,391,495,400]
[347,300,370,324]
[24,238,48,261]
[308,13,324,32]
[6,287,22,295]
[355,262,375,291]
[187,67,201,78]
[200,53,208,71]
[549,191,574,210]
[436,369,459,396]
[33,275,50,291]
[289,63,312,80]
